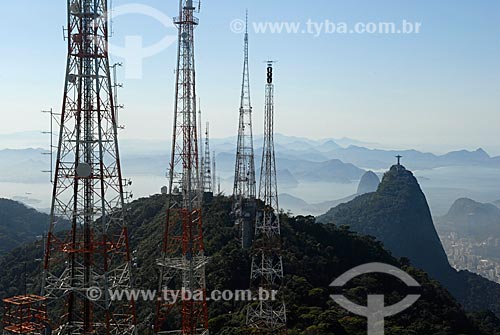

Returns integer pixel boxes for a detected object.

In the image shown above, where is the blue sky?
[1,0,500,153]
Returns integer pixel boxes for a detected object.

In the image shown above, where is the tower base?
[2,295,49,335]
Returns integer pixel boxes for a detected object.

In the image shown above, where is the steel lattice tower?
[212,151,217,194]
[198,103,205,194]
[202,122,212,193]
[40,1,137,334]
[155,1,209,334]
[246,62,287,333]
[232,12,257,249]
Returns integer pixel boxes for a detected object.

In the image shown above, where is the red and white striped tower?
[155,0,209,334]
[41,0,137,334]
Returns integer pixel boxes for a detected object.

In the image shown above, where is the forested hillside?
[0,198,48,254]
[1,195,499,334]
[318,165,500,317]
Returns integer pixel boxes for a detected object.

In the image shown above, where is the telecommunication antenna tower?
[212,151,217,194]
[155,0,209,334]
[202,122,213,193]
[232,11,257,249]
[246,62,287,333]
[198,101,204,193]
[40,0,137,334]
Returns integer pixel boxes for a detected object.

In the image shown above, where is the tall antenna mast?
[212,151,217,195]
[233,10,257,249]
[155,0,209,333]
[40,0,137,334]
[203,122,213,193]
[246,61,287,333]
[198,99,204,193]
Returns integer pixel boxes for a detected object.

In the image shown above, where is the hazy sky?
[1,0,499,154]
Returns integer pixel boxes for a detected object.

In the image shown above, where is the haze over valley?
[2,131,500,218]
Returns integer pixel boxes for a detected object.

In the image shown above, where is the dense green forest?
[0,198,49,254]
[1,195,499,334]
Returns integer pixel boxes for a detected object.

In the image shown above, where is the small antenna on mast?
[245,9,249,34]
[41,108,55,183]
[110,63,124,129]
[110,0,114,37]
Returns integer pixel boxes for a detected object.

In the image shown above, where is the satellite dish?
[76,163,92,178]
[70,2,80,14]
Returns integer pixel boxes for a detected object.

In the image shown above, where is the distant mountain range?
[2,133,498,184]
[0,148,49,183]
[216,152,365,183]
[2,132,499,172]
[3,133,500,215]
[280,170,381,215]
[279,193,348,215]
[323,147,494,170]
